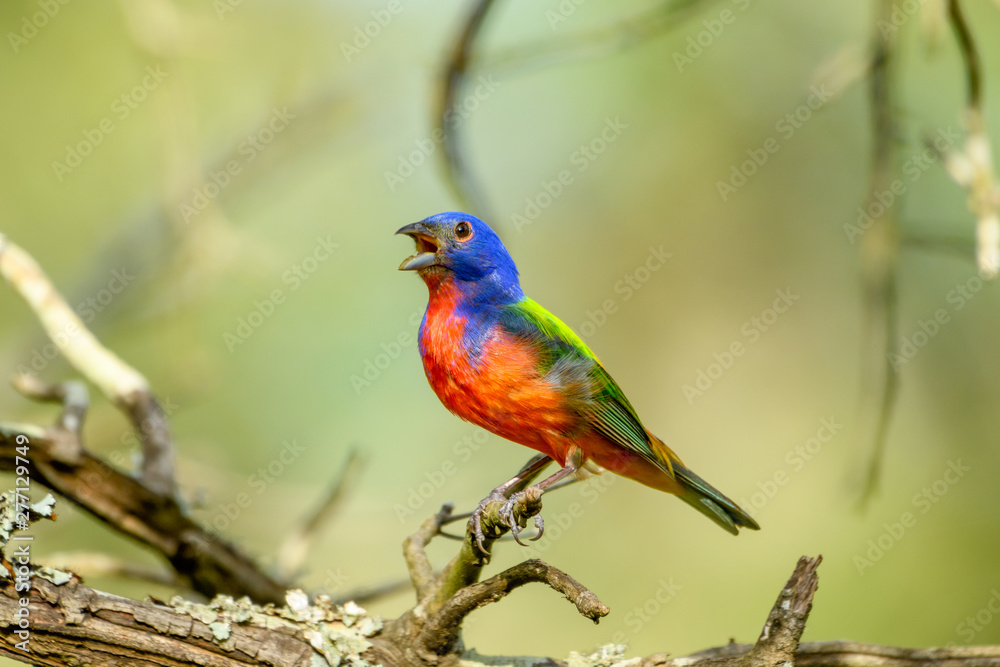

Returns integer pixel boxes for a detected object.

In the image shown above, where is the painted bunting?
[397,212,759,551]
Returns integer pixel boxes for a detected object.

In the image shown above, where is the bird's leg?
[470,454,552,554]
[500,447,585,547]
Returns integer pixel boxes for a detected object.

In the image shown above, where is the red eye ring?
[455,221,473,241]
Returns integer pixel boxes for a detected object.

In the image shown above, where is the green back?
[500,298,673,476]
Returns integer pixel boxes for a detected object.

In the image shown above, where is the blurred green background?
[2,0,1000,662]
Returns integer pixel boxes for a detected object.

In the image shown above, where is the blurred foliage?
[1,0,1000,663]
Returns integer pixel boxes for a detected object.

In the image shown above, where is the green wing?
[500,298,674,477]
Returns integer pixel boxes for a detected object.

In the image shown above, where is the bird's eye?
[455,221,473,241]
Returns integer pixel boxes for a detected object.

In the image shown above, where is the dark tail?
[673,462,760,535]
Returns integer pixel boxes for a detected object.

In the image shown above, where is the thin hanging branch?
[858,0,902,506]
[943,0,1000,278]
[475,0,712,77]
[436,0,499,220]
[278,447,365,580]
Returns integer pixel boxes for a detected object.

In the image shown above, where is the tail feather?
[672,462,760,535]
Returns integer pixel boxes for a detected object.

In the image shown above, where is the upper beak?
[396,222,441,271]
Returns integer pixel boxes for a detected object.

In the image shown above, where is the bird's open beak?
[396,222,441,271]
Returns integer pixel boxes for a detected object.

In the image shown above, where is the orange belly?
[418,284,579,464]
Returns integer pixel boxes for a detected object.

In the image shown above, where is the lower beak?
[396,222,440,271]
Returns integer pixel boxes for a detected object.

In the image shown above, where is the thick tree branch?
[644,642,1000,667]
[0,576,376,667]
[0,424,289,604]
[3,553,999,667]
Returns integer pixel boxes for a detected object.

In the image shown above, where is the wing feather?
[500,298,674,477]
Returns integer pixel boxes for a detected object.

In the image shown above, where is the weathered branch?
[402,503,454,602]
[420,558,608,656]
[4,551,1000,667]
[0,234,176,495]
[0,576,376,667]
[744,555,821,666]
[0,424,289,604]
[644,642,1000,667]
[430,486,543,613]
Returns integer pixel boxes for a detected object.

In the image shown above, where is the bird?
[396,212,759,552]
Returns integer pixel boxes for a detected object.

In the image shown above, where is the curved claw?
[529,513,545,542]
[472,512,489,555]
[497,496,525,546]
[470,490,510,556]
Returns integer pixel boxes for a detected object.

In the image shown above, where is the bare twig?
[11,376,87,465]
[475,0,711,77]
[744,555,821,666]
[12,376,88,438]
[403,503,454,602]
[429,486,543,614]
[437,0,498,220]
[947,0,981,110]
[0,235,176,495]
[943,0,1000,278]
[419,558,609,656]
[858,0,902,506]
[278,448,364,580]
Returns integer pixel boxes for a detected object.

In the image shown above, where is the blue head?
[396,212,523,305]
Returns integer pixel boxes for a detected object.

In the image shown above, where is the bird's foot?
[499,489,545,546]
[469,486,545,555]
